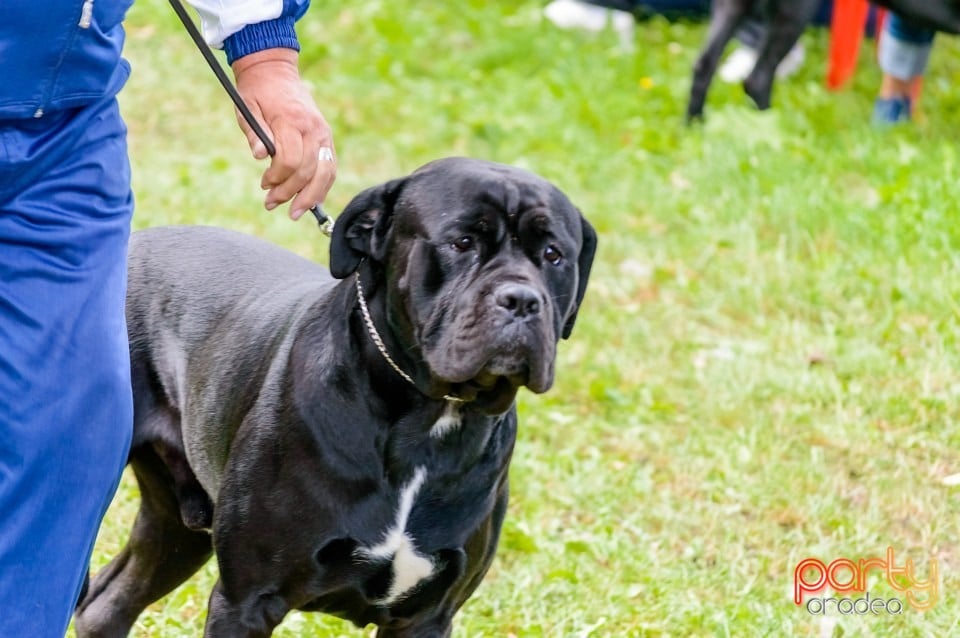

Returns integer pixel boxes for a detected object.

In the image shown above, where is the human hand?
[231,48,335,220]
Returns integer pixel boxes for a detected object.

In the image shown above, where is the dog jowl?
[74,157,597,638]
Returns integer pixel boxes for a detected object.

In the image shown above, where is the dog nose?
[495,283,541,319]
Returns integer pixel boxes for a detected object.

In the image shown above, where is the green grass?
[76,1,960,636]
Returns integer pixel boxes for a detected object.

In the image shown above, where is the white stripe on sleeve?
[184,0,284,48]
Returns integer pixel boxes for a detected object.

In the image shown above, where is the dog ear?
[562,212,598,339]
[329,178,406,279]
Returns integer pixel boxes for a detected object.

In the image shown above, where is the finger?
[235,105,270,160]
[289,152,337,219]
[262,122,306,210]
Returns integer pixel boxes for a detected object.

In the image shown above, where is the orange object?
[827,0,872,89]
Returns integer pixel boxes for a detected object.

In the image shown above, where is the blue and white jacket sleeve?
[186,0,310,64]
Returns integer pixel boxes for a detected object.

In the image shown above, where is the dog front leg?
[743,0,820,109]
[204,580,290,638]
[687,0,752,121]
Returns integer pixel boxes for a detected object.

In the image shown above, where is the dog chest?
[354,466,434,605]
[308,409,516,619]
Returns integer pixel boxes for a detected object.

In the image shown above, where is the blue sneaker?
[872,96,912,124]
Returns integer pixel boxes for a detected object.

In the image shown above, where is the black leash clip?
[311,207,334,236]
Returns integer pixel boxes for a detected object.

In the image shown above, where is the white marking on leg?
[430,401,461,439]
[356,466,435,605]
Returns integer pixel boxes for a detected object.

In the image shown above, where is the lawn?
[76,1,960,636]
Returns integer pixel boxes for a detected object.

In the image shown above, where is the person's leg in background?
[543,0,711,49]
[544,0,713,27]
[542,0,643,48]
[874,12,935,123]
[0,96,134,636]
[543,0,826,79]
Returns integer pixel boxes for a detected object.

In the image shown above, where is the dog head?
[330,157,597,413]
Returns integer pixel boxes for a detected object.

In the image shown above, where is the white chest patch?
[356,466,435,605]
[430,401,462,439]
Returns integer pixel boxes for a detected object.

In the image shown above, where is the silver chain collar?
[355,273,466,404]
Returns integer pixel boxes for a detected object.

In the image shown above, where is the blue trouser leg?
[0,97,133,637]
[879,12,936,80]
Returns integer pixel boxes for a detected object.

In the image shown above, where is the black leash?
[168,0,333,235]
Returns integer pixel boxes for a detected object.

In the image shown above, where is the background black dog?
[74,158,597,637]
[687,0,960,120]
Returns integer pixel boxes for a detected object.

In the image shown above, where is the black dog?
[687,0,960,121]
[74,157,597,637]
[687,0,821,121]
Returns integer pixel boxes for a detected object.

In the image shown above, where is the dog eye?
[544,244,563,265]
[452,236,475,252]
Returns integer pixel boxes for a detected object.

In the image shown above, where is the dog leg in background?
[687,0,752,121]
[743,0,820,110]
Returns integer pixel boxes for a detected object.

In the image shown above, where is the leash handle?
[167,0,333,235]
